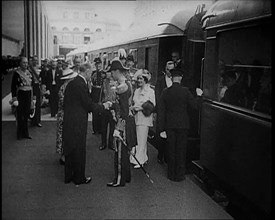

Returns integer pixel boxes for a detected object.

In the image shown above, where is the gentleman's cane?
[115,134,154,184]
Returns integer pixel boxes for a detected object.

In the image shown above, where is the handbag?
[141,100,155,117]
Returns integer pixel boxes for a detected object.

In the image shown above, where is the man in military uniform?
[158,68,203,182]
[90,57,104,134]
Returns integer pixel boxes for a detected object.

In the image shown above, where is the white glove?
[113,129,120,138]
[13,101,19,107]
[196,88,203,96]
[103,101,112,110]
[160,131,167,139]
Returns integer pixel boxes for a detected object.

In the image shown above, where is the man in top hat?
[155,61,175,164]
[158,68,203,182]
[46,59,62,117]
[90,57,104,134]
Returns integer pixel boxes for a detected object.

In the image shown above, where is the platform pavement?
[2,120,233,219]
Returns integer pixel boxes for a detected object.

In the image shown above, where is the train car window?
[129,49,138,66]
[108,52,112,61]
[216,25,271,116]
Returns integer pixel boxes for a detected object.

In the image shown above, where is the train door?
[145,46,158,85]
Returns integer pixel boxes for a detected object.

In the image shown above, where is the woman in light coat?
[130,69,155,168]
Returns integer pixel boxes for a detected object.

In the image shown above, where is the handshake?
[103,101,113,110]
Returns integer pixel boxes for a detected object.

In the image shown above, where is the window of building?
[84,36,90,44]
[74,12,79,19]
[84,28,90,32]
[63,11,68,19]
[62,27,69,32]
[85,12,90,19]
[53,35,58,44]
[95,28,102,33]
[73,27,80,32]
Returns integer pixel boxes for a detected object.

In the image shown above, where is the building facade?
[47,5,121,57]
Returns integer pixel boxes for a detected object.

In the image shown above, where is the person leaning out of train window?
[154,61,175,164]
[171,51,184,70]
[129,69,156,168]
[158,68,203,182]
[11,57,33,140]
[220,69,246,107]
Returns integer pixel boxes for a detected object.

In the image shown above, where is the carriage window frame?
[216,25,271,116]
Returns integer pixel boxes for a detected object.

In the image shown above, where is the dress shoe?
[108,146,115,151]
[107,182,125,187]
[36,123,42,127]
[99,145,106,150]
[74,177,92,186]
[24,136,32,139]
[85,177,92,184]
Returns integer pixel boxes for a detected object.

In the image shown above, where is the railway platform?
[2,89,233,219]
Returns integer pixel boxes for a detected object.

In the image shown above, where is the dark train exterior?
[66,0,271,217]
[200,0,271,217]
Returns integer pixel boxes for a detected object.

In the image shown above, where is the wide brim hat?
[109,59,129,71]
[60,69,78,80]
[170,68,184,77]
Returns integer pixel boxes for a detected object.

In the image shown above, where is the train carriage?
[66,1,271,217]
[199,0,271,217]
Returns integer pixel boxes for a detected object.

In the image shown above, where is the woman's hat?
[60,68,78,80]
[134,69,151,81]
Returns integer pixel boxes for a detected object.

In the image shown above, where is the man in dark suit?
[63,63,111,186]
[46,59,62,117]
[155,61,175,164]
[158,68,203,182]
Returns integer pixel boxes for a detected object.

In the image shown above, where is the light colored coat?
[133,84,155,127]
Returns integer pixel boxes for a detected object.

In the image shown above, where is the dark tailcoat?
[63,75,103,184]
[159,82,201,181]
[154,74,169,162]
[46,68,62,116]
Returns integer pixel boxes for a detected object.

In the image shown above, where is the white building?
[46,4,121,57]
